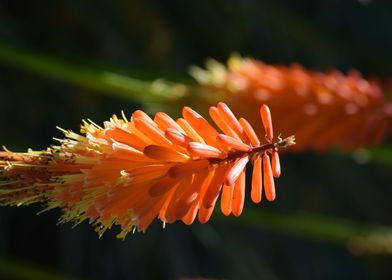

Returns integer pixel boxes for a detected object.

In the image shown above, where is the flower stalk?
[0,103,294,238]
[191,54,392,152]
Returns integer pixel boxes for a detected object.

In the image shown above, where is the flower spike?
[191,54,392,151]
[0,103,295,238]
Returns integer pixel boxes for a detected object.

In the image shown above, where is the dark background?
[0,1,392,279]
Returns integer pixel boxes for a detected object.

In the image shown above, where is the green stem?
[363,146,392,165]
[0,42,186,103]
[221,208,392,255]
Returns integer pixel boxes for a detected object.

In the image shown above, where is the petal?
[187,142,225,158]
[272,150,281,178]
[181,199,199,225]
[175,169,211,218]
[111,142,151,162]
[154,112,186,134]
[131,110,155,125]
[260,104,273,142]
[104,124,148,150]
[136,194,170,231]
[217,102,250,143]
[202,163,232,208]
[220,184,233,216]
[126,122,154,146]
[159,177,192,223]
[182,106,226,150]
[251,155,263,203]
[134,118,172,148]
[209,106,241,140]
[165,176,200,223]
[225,155,249,186]
[165,128,192,148]
[197,168,216,204]
[168,159,209,179]
[198,204,214,224]
[149,176,180,197]
[176,118,205,143]
[232,170,245,217]
[144,145,189,162]
[123,164,172,185]
[239,118,260,146]
[216,134,251,152]
[263,153,276,201]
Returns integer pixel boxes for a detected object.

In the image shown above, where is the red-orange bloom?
[0,103,294,238]
[190,55,392,152]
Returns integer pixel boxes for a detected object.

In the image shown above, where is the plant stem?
[0,42,186,103]
[220,208,392,255]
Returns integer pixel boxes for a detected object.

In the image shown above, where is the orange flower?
[190,55,392,152]
[0,103,294,238]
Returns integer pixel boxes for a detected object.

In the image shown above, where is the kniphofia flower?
[0,103,294,238]
[190,55,392,152]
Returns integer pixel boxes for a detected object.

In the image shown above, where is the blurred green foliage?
[0,257,75,280]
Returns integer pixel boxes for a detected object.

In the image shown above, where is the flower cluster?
[190,55,392,152]
[0,103,294,238]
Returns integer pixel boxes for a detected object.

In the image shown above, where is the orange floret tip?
[263,153,276,202]
[144,145,188,162]
[225,155,249,186]
[0,103,294,238]
[216,134,250,152]
[260,104,273,142]
[271,149,281,178]
[251,155,263,203]
[187,142,224,158]
[232,171,246,217]
[220,183,234,216]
